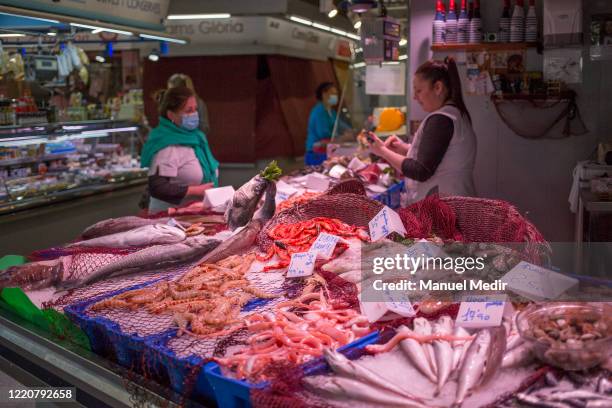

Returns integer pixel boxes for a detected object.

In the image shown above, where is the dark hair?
[415,57,471,123]
[158,86,194,118]
[315,82,335,101]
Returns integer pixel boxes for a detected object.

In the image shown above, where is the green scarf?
[141,117,219,187]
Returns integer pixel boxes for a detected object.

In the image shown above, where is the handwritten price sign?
[309,233,340,260]
[287,252,316,278]
[368,206,407,242]
[501,261,578,301]
[455,295,507,328]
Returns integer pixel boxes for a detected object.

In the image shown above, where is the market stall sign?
[309,232,340,260]
[501,261,579,301]
[368,206,406,242]
[2,0,170,30]
[275,179,298,203]
[286,252,316,278]
[455,295,510,328]
[383,289,416,317]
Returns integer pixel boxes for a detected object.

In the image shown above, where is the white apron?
[404,105,477,203]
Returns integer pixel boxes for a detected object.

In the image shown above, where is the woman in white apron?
[367,57,477,203]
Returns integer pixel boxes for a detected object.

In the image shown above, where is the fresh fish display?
[433,315,454,393]
[515,392,573,408]
[455,329,492,407]
[452,326,472,372]
[323,348,424,401]
[303,376,430,408]
[60,236,221,290]
[225,174,271,231]
[398,325,438,383]
[502,342,535,368]
[81,216,187,239]
[414,317,438,375]
[0,258,66,290]
[70,224,186,248]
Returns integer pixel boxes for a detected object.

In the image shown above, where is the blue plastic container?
[204,331,381,408]
[305,151,327,166]
[373,180,405,209]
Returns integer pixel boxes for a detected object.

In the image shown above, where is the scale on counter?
[25,55,58,82]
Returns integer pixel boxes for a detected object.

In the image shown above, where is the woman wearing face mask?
[366,57,477,202]
[306,82,352,153]
[167,73,210,136]
[140,86,219,213]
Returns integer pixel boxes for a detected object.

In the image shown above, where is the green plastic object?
[0,288,49,331]
[0,255,27,271]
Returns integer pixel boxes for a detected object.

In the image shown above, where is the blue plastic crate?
[305,151,327,166]
[204,331,381,408]
[373,180,404,209]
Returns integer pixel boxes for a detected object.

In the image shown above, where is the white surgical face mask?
[181,112,199,130]
[327,94,338,105]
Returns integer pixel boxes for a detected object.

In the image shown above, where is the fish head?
[226,175,270,230]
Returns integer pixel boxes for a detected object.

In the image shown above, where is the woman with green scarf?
[141,86,219,213]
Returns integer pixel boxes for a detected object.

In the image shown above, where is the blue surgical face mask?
[181,112,199,130]
[328,94,338,106]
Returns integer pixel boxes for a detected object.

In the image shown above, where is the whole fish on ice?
[414,317,438,375]
[81,216,189,239]
[59,235,221,290]
[225,173,271,231]
[398,325,438,383]
[433,315,454,394]
[70,224,186,248]
[454,329,492,407]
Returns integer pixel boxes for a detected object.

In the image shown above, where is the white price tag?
[286,252,316,278]
[203,186,235,208]
[360,301,389,323]
[306,173,330,191]
[348,157,367,172]
[501,261,578,301]
[383,290,416,317]
[309,233,340,260]
[455,295,508,328]
[276,180,298,197]
[368,206,407,242]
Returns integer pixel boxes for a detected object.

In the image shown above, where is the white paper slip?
[501,261,579,301]
[309,233,340,260]
[368,206,407,242]
[360,300,389,323]
[329,164,348,179]
[276,180,298,197]
[306,173,330,191]
[203,186,235,208]
[383,289,416,317]
[286,252,316,278]
[348,157,367,172]
[455,295,508,328]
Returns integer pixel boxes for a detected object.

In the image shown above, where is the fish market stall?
[0,162,611,408]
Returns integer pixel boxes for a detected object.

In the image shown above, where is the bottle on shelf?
[458,0,469,43]
[525,0,537,43]
[469,0,482,44]
[446,0,459,44]
[511,0,525,43]
[499,0,511,43]
[433,0,446,45]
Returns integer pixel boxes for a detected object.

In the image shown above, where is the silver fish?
[199,183,275,265]
[481,326,506,386]
[506,331,524,352]
[516,393,574,408]
[398,326,437,383]
[70,224,186,248]
[433,315,454,394]
[225,174,270,231]
[452,326,472,373]
[81,216,187,239]
[323,348,425,401]
[60,236,220,290]
[502,342,535,369]
[455,329,491,407]
[548,391,612,402]
[414,317,437,375]
[0,258,66,290]
[303,376,430,408]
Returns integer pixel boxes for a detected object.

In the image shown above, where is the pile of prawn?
[90,253,278,337]
[216,285,372,381]
[276,192,321,212]
[257,217,369,271]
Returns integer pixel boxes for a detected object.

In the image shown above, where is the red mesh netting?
[397,195,463,241]
[325,179,366,196]
[29,246,142,262]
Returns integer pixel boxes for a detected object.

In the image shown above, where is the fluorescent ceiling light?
[46,32,57,36]
[328,9,338,18]
[0,12,59,24]
[331,28,346,36]
[95,55,105,63]
[70,23,132,36]
[312,23,331,31]
[289,16,313,26]
[399,38,407,46]
[0,33,25,38]
[351,62,366,69]
[382,61,400,65]
[139,33,187,44]
[399,54,407,60]
[354,21,362,30]
[148,53,159,62]
[167,13,230,20]
[92,29,103,34]
[346,33,360,40]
